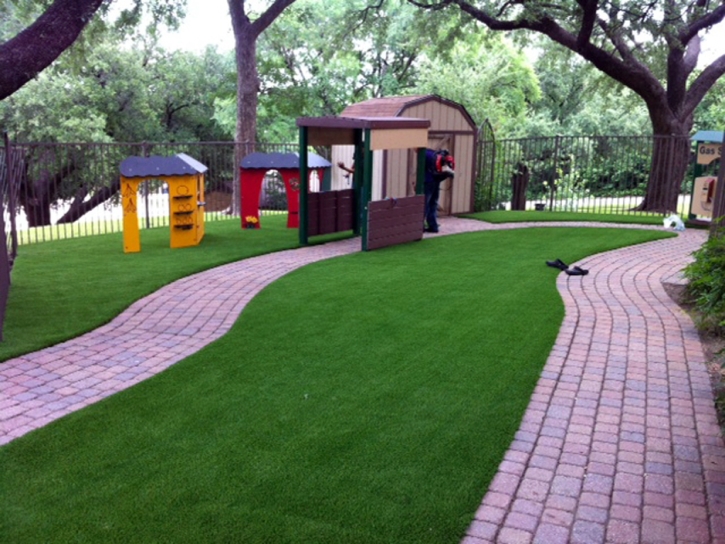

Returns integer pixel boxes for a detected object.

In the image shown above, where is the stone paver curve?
[1,217,723,544]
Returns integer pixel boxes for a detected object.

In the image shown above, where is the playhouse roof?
[340,94,477,130]
[692,130,724,143]
[296,116,431,148]
[120,153,207,178]
[240,152,331,170]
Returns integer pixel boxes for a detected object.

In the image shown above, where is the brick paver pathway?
[1,218,723,544]
[460,226,725,544]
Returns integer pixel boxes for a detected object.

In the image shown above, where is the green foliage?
[543,155,590,211]
[694,77,725,134]
[685,228,725,334]
[1,39,234,142]
[413,33,540,131]
[513,43,650,138]
[255,0,441,141]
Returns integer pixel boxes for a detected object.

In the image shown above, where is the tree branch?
[575,0,598,50]
[250,0,298,37]
[56,178,122,224]
[0,0,106,100]
[683,53,725,118]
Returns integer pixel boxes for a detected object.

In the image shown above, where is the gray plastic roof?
[240,152,331,170]
[120,153,208,177]
[691,130,724,143]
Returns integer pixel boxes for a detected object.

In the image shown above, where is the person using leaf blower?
[424,148,455,233]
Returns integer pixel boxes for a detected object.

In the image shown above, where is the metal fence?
[475,133,702,216]
[0,141,302,246]
[0,134,711,248]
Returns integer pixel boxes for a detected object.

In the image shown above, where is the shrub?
[685,227,725,333]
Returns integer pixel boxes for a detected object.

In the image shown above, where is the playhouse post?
[121,177,141,253]
[709,131,725,235]
[416,147,426,195]
[299,127,309,246]
[353,129,364,235]
[361,128,373,251]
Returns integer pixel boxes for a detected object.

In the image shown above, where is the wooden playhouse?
[330,94,478,215]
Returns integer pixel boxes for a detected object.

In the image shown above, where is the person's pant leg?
[424,182,440,231]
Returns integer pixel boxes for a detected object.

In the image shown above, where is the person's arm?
[337,161,355,175]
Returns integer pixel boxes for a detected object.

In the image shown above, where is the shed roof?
[120,153,207,178]
[240,152,331,170]
[341,94,477,130]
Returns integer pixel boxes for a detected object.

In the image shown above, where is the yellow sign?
[697,143,722,165]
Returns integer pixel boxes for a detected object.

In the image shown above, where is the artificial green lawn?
[0,215,349,362]
[1,227,673,543]
[0,211,669,362]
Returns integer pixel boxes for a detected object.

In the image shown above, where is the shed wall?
[402,102,471,133]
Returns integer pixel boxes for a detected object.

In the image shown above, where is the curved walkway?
[0,218,722,543]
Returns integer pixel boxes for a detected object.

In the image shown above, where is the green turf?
[463,210,666,224]
[0,215,351,362]
[0,227,674,543]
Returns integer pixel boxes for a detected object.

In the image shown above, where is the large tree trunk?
[56,178,121,224]
[234,33,259,146]
[635,112,693,213]
[0,0,105,100]
[20,183,53,228]
[227,0,297,216]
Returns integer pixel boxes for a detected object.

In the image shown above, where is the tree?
[0,0,106,100]
[0,38,233,226]
[227,0,298,145]
[520,42,650,137]
[253,0,438,141]
[407,0,725,213]
[413,32,541,134]
[0,0,187,101]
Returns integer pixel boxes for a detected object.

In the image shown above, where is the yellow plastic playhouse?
[120,153,207,253]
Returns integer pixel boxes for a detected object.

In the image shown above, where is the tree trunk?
[227,0,297,216]
[234,34,260,146]
[510,162,529,210]
[20,186,52,228]
[635,113,693,213]
[56,178,121,224]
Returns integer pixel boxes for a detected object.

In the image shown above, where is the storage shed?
[331,94,478,215]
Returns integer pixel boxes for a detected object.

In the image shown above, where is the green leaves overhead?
[1,42,235,142]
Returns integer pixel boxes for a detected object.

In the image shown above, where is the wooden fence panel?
[307,189,355,237]
[366,195,424,250]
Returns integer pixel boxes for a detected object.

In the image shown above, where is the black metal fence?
[0,141,302,246]
[475,133,701,216]
[0,134,711,248]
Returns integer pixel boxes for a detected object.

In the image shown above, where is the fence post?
[3,132,18,264]
[709,131,725,236]
[0,132,14,340]
[549,135,561,211]
[141,142,151,229]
